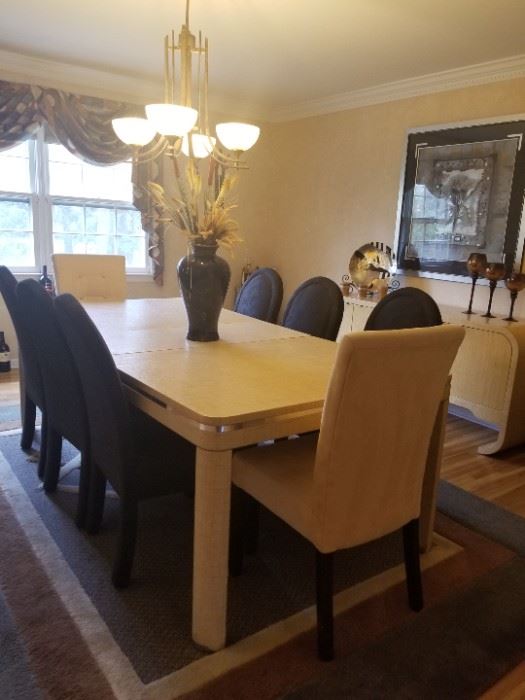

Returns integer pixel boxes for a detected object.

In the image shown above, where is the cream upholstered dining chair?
[52,254,127,301]
[230,324,465,660]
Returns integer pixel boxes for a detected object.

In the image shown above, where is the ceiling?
[1,0,525,120]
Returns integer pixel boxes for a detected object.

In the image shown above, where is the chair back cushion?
[17,280,88,450]
[0,267,45,408]
[234,268,283,323]
[52,254,127,301]
[54,293,131,492]
[364,287,442,330]
[282,277,344,340]
[313,325,464,552]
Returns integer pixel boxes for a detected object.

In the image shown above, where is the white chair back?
[52,254,127,301]
[313,325,464,552]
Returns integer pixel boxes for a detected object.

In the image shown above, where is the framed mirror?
[394,116,525,280]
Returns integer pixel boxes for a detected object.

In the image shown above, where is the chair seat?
[233,434,317,542]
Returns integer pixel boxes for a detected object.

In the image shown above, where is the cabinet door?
[351,303,372,332]
[336,304,354,341]
[450,327,513,425]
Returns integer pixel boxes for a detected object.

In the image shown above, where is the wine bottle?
[0,332,11,373]
[39,265,55,297]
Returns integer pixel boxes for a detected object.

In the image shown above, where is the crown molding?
[3,48,523,125]
[270,54,525,123]
[0,48,161,104]
[0,48,268,120]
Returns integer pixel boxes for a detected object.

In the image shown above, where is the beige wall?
[3,77,525,361]
[237,77,525,318]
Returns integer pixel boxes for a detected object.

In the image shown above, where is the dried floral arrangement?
[148,157,241,249]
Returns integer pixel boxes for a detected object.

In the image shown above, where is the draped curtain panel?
[0,79,165,284]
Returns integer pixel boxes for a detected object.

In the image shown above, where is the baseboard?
[448,403,498,431]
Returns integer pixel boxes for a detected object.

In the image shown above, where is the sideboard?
[337,297,525,455]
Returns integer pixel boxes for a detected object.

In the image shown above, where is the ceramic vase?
[177,243,230,341]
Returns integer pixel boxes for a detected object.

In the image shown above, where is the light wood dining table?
[84,297,448,651]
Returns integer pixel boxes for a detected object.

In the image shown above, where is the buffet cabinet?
[338,298,525,455]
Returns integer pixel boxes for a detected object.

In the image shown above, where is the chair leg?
[20,393,36,451]
[112,498,138,589]
[43,429,62,493]
[229,485,245,576]
[316,549,334,661]
[403,518,424,612]
[37,410,48,480]
[86,465,107,535]
[75,452,91,530]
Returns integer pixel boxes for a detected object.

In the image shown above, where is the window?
[0,129,148,273]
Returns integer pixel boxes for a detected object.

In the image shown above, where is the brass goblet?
[482,262,506,318]
[503,273,525,322]
[464,253,487,314]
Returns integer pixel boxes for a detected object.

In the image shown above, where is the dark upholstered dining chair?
[17,279,91,527]
[234,267,283,323]
[0,267,46,466]
[54,293,196,588]
[364,287,442,331]
[230,325,465,660]
[282,276,344,341]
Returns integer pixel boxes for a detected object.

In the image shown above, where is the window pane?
[0,231,35,267]
[85,207,116,235]
[0,199,34,267]
[48,144,133,201]
[85,234,115,255]
[52,204,84,234]
[52,233,86,254]
[115,236,147,268]
[0,199,32,230]
[116,208,143,235]
[0,141,31,193]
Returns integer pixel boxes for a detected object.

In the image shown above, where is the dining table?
[84,297,449,652]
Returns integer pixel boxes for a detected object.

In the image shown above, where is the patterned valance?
[0,79,165,284]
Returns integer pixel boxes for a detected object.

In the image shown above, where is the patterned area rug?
[0,430,524,699]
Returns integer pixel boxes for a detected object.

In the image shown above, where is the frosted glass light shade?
[145,104,198,136]
[181,133,216,158]
[112,117,156,146]
[216,122,260,151]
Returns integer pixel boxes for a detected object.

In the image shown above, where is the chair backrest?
[313,325,465,552]
[54,293,131,493]
[234,267,283,323]
[52,254,127,301]
[364,287,442,330]
[0,266,45,408]
[282,277,344,340]
[16,280,88,450]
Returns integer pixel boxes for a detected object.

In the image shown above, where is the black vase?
[177,242,231,341]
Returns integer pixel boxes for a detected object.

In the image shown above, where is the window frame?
[0,128,150,276]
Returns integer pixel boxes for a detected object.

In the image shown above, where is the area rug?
[0,403,41,434]
[0,431,523,699]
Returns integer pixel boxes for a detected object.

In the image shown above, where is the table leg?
[420,385,450,553]
[192,447,232,651]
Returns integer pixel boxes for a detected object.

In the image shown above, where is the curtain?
[0,79,165,284]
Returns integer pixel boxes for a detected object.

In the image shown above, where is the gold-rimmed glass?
[482,262,506,318]
[464,253,487,314]
[503,273,525,322]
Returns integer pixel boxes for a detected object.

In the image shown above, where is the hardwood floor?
[442,415,525,519]
[0,367,20,404]
[0,374,523,697]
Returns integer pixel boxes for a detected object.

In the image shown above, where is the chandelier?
[112,0,260,167]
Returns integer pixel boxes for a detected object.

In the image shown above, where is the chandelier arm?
[131,136,169,165]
